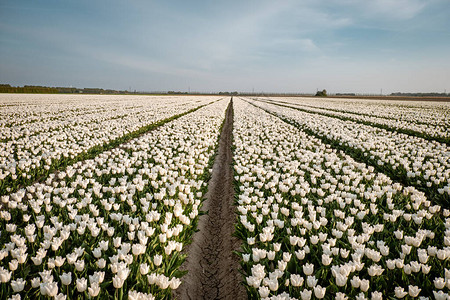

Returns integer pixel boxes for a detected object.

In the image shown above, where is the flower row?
[232,98,449,299]
[250,99,450,207]
[0,98,229,299]
[263,97,449,127]
[256,98,449,143]
[0,94,215,180]
[0,95,220,195]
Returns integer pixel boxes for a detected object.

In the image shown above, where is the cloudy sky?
[1,0,449,94]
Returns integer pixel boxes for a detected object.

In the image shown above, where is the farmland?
[1,94,449,299]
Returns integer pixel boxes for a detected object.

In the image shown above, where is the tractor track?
[174,99,246,300]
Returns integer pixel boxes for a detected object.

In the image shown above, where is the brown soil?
[174,99,247,300]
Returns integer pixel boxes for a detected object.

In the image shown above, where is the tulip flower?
[11,278,25,292]
[76,278,87,293]
[60,272,71,286]
[313,285,326,299]
[408,285,421,297]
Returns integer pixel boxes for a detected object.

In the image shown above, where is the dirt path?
[174,99,246,300]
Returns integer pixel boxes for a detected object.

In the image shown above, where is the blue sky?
[1,0,449,94]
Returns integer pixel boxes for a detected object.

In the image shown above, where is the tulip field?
[0,94,213,195]
[251,98,450,207]
[0,94,227,299]
[234,98,449,299]
[0,94,449,299]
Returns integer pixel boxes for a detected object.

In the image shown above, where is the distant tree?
[315,89,327,97]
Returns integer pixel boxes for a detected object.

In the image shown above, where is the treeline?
[0,84,129,94]
[218,91,239,95]
[390,92,449,97]
[2,83,448,98]
[0,84,58,94]
[0,85,311,96]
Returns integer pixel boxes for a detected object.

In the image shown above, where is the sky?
[0,0,449,94]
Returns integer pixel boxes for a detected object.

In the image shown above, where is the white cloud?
[364,0,429,19]
[2,0,449,92]
[293,38,320,52]
[326,0,432,20]
[271,38,319,52]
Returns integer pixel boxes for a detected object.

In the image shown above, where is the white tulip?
[11,278,25,292]
[76,278,87,292]
[408,285,421,297]
[303,263,314,276]
[60,272,72,286]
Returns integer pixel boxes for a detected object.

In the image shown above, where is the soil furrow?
[174,99,246,300]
